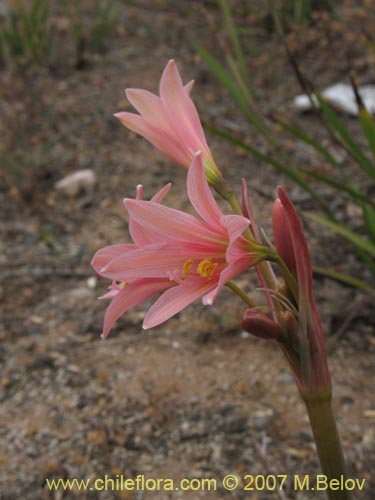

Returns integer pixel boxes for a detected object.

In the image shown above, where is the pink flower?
[114,60,221,183]
[272,187,331,390]
[92,153,264,338]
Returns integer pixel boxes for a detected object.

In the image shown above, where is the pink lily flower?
[272,187,331,391]
[114,60,221,183]
[92,153,265,338]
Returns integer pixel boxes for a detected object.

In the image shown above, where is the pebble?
[252,409,274,430]
[220,415,248,433]
[275,371,293,383]
[54,169,97,196]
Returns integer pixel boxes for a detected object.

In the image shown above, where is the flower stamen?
[182,259,193,276]
[197,258,218,279]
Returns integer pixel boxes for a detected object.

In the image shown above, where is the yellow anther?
[182,259,193,276]
[197,258,218,279]
[120,282,127,289]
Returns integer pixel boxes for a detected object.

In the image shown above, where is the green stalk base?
[302,389,352,500]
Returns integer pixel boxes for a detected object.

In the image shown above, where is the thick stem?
[302,389,352,500]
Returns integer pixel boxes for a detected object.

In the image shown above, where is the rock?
[252,409,274,430]
[294,83,375,116]
[220,414,248,433]
[27,355,55,371]
[275,371,293,383]
[54,169,96,196]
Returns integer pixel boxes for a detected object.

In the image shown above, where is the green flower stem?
[226,281,256,308]
[302,389,352,500]
[224,189,254,240]
[223,189,280,311]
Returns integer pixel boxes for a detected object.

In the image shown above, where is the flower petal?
[159,60,210,156]
[92,243,136,274]
[202,259,250,305]
[124,198,226,247]
[114,112,191,167]
[129,183,172,246]
[220,214,251,262]
[102,278,173,338]
[187,153,223,228]
[143,281,211,329]
[102,243,189,280]
[125,88,170,131]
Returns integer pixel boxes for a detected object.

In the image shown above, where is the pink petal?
[187,153,223,228]
[184,80,194,95]
[102,278,173,338]
[202,259,250,305]
[129,183,172,246]
[91,243,136,274]
[124,199,227,248]
[220,214,251,262]
[114,112,191,167]
[143,281,210,329]
[151,183,171,203]
[101,243,189,280]
[99,288,120,300]
[125,88,170,131]
[159,60,210,156]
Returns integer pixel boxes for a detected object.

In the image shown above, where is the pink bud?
[274,187,331,391]
[272,198,297,275]
[242,309,282,340]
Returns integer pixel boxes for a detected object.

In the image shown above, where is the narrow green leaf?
[217,0,252,95]
[195,43,248,113]
[277,117,341,168]
[359,108,375,161]
[306,212,375,257]
[313,266,372,291]
[361,200,375,244]
[206,125,331,213]
[300,169,375,208]
[316,93,375,180]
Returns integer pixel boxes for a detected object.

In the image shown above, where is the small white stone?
[86,276,97,289]
[294,83,375,116]
[54,169,96,196]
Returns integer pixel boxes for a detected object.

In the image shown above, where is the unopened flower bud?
[272,199,297,275]
[242,309,282,340]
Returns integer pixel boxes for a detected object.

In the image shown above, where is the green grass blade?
[206,125,332,213]
[277,117,341,168]
[359,108,375,162]
[217,0,252,95]
[306,212,375,257]
[300,169,375,208]
[313,266,372,291]
[316,93,375,180]
[361,200,375,244]
[195,43,249,113]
